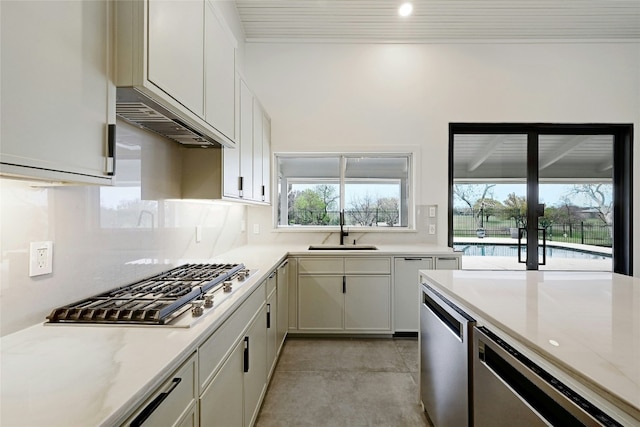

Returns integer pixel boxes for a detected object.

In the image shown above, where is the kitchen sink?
[308,245,378,250]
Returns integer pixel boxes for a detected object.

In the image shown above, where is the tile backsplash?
[0,121,247,336]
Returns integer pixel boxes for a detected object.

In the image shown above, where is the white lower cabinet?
[199,306,267,427]
[200,342,243,426]
[393,255,461,332]
[297,256,392,333]
[298,275,344,330]
[243,306,268,427]
[275,260,289,353]
[123,353,198,427]
[344,276,391,331]
[197,280,269,427]
[394,257,434,333]
[266,279,278,379]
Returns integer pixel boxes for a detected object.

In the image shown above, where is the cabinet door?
[0,0,112,184]
[261,114,272,204]
[176,406,198,427]
[244,306,267,427]
[298,275,344,330]
[124,354,197,427]
[204,0,235,141]
[252,100,264,202]
[394,257,434,332]
[239,80,254,199]
[344,276,391,331]
[266,290,277,379]
[200,340,244,427]
[276,261,289,353]
[435,257,460,270]
[148,0,204,116]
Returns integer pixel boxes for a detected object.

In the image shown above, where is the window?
[276,153,412,229]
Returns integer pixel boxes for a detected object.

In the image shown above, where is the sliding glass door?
[449,124,632,274]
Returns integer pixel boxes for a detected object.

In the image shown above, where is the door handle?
[106,124,116,176]
[243,336,249,372]
[266,303,271,328]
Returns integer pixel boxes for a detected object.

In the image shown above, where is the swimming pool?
[453,243,611,259]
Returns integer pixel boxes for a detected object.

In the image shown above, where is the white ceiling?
[453,134,614,181]
[234,0,640,43]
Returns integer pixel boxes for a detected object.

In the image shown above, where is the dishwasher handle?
[421,284,474,342]
[475,326,622,427]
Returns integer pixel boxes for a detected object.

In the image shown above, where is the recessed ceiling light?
[398,2,413,17]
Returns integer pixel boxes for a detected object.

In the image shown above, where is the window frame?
[274,152,414,231]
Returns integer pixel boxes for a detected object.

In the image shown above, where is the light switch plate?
[429,206,437,217]
[29,241,53,277]
[195,225,202,243]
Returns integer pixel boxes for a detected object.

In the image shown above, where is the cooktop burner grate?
[46,263,245,325]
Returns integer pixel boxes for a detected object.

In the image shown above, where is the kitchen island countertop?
[419,269,640,425]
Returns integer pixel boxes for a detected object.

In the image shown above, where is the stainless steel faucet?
[339,210,349,245]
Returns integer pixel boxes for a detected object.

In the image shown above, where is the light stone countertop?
[0,243,456,427]
[419,269,640,425]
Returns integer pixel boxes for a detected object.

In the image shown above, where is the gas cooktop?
[46,263,252,327]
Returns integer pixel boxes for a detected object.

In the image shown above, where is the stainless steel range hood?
[116,87,230,148]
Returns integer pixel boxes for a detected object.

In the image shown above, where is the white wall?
[243,42,640,272]
[0,121,248,336]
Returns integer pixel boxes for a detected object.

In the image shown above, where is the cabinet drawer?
[298,257,344,274]
[435,257,460,270]
[266,270,277,297]
[124,353,196,427]
[345,257,391,274]
[198,282,265,391]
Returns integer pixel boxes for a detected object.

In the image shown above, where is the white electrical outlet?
[29,241,53,277]
[428,224,436,234]
[253,224,260,234]
[195,225,202,243]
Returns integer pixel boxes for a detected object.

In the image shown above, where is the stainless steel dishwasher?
[420,282,476,427]
[473,326,623,427]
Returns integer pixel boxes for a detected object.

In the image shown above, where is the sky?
[455,183,611,208]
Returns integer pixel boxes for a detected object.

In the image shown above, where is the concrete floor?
[256,338,429,427]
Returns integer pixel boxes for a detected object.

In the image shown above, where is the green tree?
[503,193,527,227]
[293,189,325,224]
[473,198,503,224]
[291,184,338,225]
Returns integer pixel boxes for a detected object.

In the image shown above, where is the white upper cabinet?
[148,0,205,117]
[239,80,255,200]
[252,100,264,201]
[205,0,236,141]
[115,0,236,148]
[223,77,271,204]
[261,113,272,204]
[0,0,114,184]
